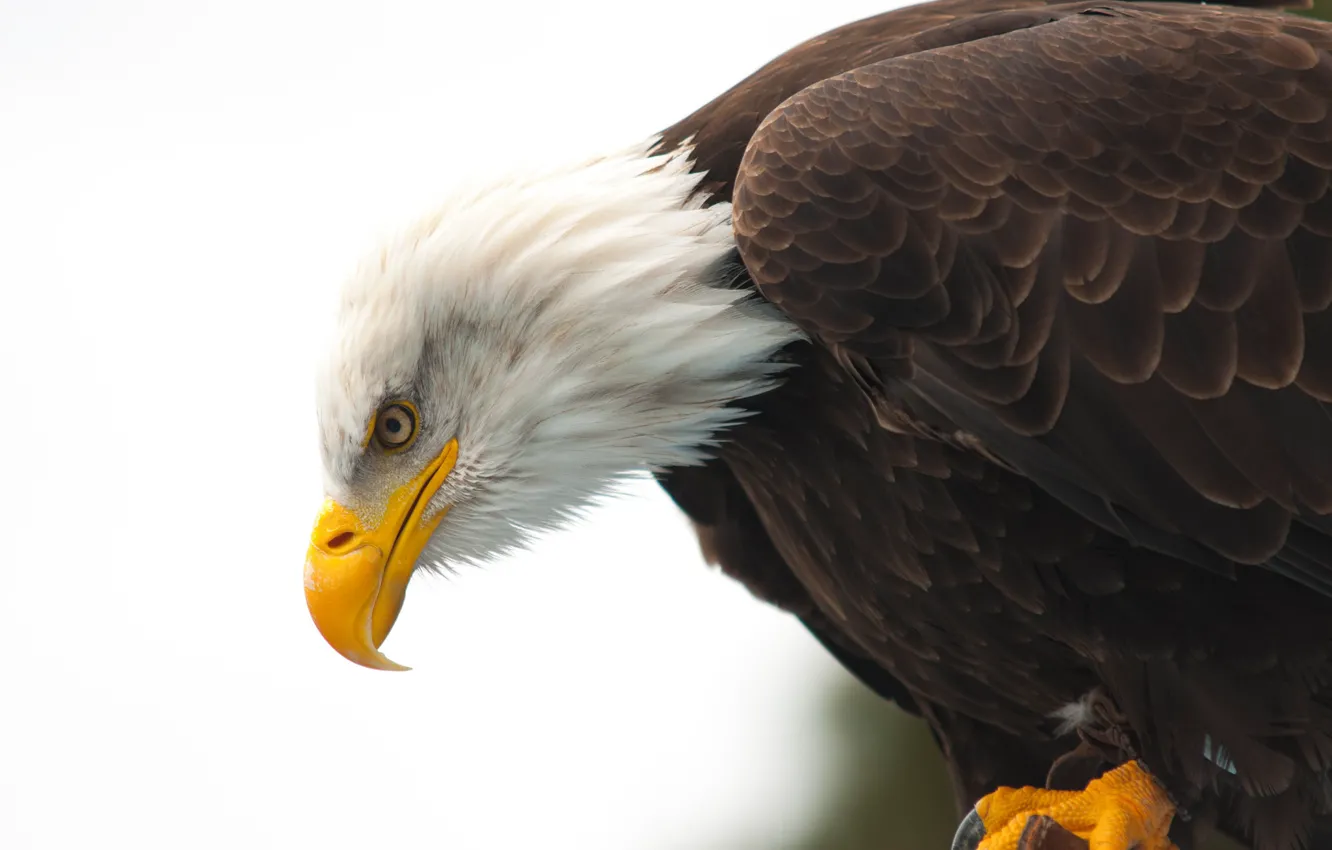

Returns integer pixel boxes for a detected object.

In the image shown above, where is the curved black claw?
[951,807,987,850]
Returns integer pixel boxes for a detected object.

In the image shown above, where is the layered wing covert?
[733,2,1332,581]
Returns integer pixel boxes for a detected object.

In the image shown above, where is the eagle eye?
[372,401,419,452]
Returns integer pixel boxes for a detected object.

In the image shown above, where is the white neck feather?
[319,141,804,567]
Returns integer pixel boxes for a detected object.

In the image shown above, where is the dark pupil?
[385,418,402,434]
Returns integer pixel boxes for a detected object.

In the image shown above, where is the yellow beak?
[303,439,459,671]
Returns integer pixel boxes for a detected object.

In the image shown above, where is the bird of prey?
[302,1,1332,848]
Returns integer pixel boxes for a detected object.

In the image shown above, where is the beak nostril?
[326,531,355,551]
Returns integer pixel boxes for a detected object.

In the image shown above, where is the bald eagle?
[303,0,1332,847]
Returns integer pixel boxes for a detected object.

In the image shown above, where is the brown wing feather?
[733,3,1332,577]
[650,3,1332,847]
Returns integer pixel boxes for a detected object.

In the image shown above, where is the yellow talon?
[975,762,1178,850]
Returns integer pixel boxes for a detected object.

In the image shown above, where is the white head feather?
[316,141,803,569]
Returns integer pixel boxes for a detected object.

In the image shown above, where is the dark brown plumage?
[651,2,1332,847]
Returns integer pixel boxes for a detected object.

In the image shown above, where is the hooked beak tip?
[303,546,411,672]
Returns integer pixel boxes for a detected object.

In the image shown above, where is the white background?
[0,1,906,848]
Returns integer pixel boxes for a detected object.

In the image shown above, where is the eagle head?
[303,143,801,670]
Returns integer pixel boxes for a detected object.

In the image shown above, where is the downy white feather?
[316,141,804,568]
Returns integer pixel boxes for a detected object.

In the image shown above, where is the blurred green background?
[767,674,957,850]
